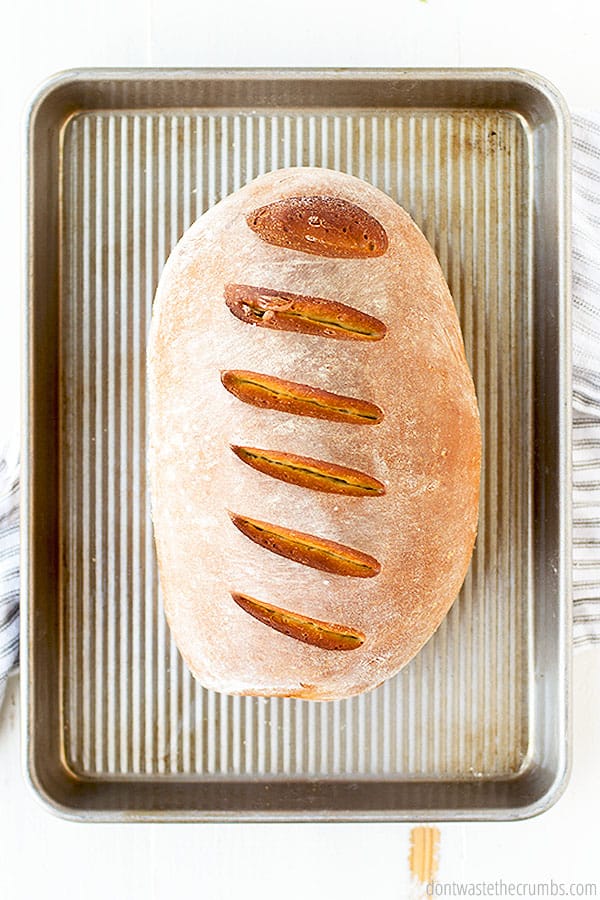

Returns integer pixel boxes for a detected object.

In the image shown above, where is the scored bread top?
[148,167,481,700]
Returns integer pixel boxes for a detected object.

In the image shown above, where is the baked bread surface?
[148,166,481,700]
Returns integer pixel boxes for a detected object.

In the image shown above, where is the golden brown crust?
[228,511,381,577]
[148,166,481,701]
[230,592,365,651]
[220,369,384,425]
[224,283,387,341]
[246,196,388,258]
[230,445,386,496]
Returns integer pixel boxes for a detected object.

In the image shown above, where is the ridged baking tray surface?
[24,69,571,821]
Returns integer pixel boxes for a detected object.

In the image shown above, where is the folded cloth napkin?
[1,113,600,712]
[0,437,19,711]
[572,112,600,646]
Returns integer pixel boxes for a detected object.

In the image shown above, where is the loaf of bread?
[148,167,481,701]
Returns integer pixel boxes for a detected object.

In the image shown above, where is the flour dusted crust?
[148,167,481,700]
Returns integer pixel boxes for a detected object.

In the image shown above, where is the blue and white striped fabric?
[0,437,19,711]
[572,112,600,647]
[1,114,600,712]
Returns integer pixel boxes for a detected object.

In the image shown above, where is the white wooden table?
[2,0,600,894]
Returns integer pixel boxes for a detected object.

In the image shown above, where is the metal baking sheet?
[23,68,571,821]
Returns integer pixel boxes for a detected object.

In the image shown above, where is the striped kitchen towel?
[0,436,19,711]
[572,112,600,646]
